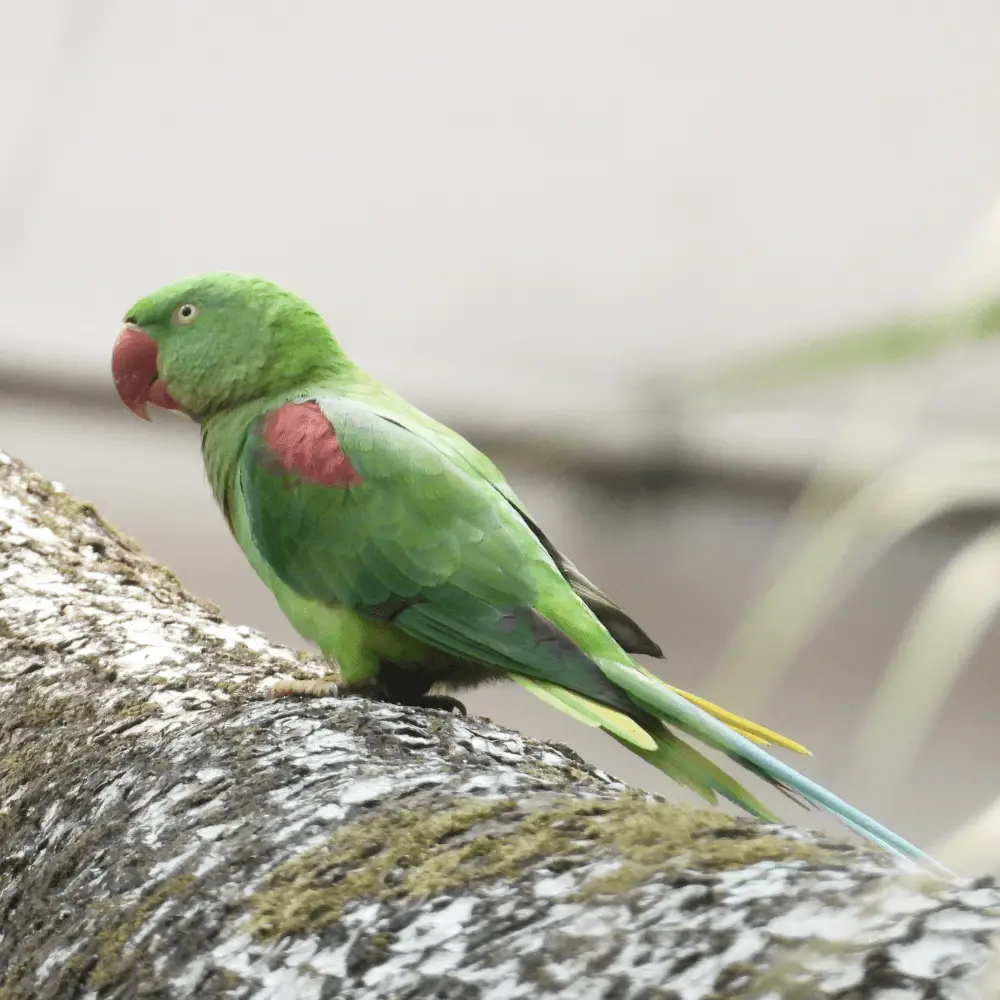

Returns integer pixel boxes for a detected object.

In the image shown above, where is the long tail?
[600,659,946,869]
[513,666,946,872]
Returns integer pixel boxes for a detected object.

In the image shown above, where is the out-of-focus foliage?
[666,295,1000,414]
[667,280,1000,875]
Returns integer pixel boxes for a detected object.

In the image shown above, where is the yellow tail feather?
[625,663,807,754]
[665,684,811,756]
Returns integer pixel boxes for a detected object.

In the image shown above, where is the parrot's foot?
[363,661,469,715]
[342,674,468,715]
[400,693,468,715]
[353,687,468,715]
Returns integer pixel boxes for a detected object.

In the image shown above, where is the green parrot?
[111,271,934,865]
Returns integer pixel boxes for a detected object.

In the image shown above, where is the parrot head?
[112,271,345,420]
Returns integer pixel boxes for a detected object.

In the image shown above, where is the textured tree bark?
[1,448,998,1000]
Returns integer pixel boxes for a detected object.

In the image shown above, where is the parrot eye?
[172,302,200,325]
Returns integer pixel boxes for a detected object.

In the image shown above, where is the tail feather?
[595,659,946,871]
[665,682,810,755]
[510,650,945,870]
[719,751,811,811]
[624,728,781,822]
[629,663,811,754]
[511,676,657,751]
[514,674,774,817]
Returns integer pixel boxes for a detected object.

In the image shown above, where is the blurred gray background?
[4,0,1000,850]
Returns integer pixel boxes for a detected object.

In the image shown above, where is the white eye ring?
[173,302,199,325]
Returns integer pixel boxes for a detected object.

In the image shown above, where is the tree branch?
[1,449,997,999]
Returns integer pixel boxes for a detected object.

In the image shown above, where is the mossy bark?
[0,448,997,999]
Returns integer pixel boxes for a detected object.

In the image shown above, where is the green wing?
[351,384,663,657]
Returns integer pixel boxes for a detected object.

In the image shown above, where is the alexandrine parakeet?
[111,271,933,865]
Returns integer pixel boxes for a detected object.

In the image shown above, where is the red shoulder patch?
[260,402,363,487]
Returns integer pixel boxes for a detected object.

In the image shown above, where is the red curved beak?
[111,325,181,420]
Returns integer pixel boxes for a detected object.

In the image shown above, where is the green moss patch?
[247,794,830,941]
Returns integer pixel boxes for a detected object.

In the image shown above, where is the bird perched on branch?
[112,270,936,866]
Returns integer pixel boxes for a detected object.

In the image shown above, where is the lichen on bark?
[1,447,999,1000]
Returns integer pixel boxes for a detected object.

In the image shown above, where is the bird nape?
[111,270,945,873]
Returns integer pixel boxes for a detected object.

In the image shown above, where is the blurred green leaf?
[662,214,1000,872]
[846,524,1000,807]
[707,448,1000,715]
[666,294,1000,412]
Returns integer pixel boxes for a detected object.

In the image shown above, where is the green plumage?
[115,271,941,868]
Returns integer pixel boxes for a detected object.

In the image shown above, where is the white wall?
[4,2,1000,453]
